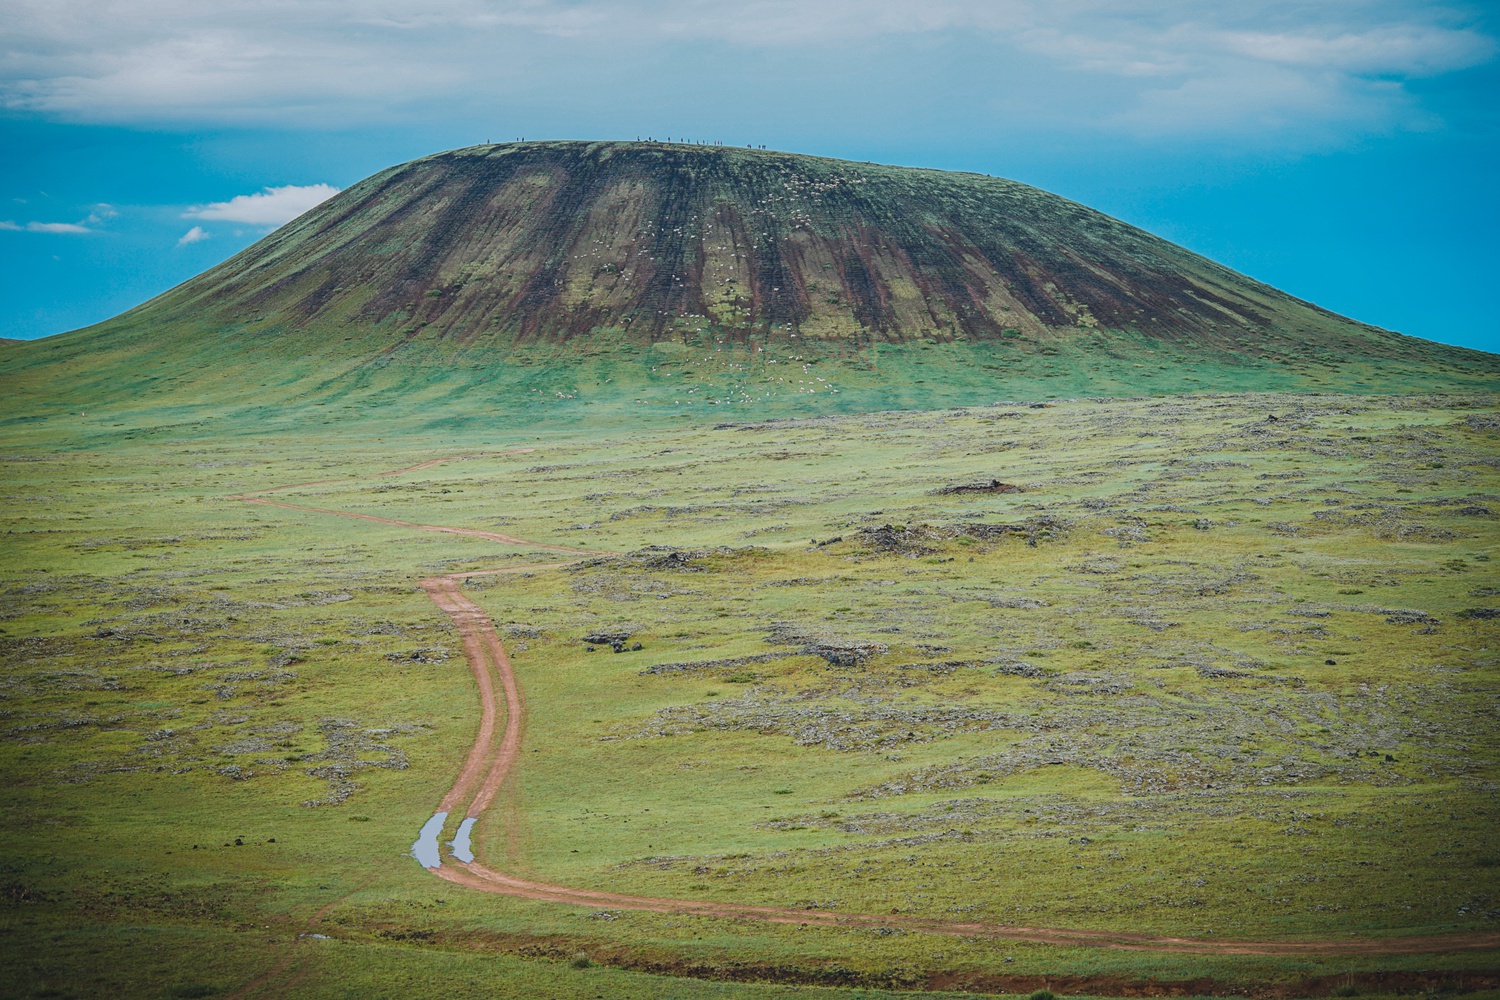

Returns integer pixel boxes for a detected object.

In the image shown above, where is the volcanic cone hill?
[76,143,1410,346]
[4,141,1495,430]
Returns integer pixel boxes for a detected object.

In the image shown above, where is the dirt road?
[235,454,1500,957]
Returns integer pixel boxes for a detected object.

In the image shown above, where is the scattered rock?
[804,640,888,667]
[301,718,419,807]
[991,660,1044,678]
[1381,610,1438,626]
[640,651,801,676]
[641,549,696,570]
[859,524,928,554]
[1102,521,1151,545]
[934,479,1023,495]
[504,624,545,638]
[383,648,448,664]
[857,517,1065,554]
[1049,672,1133,695]
[987,597,1050,610]
[1197,665,1249,680]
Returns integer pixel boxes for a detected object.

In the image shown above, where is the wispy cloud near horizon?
[185,184,340,226]
[0,219,91,233]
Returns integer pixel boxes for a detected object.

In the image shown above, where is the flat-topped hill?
[56,141,1432,348]
[3,142,1494,432]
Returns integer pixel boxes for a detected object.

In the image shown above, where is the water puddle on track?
[412,811,447,868]
[450,817,477,863]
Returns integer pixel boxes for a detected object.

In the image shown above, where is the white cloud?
[185,184,340,226]
[0,1,1491,141]
[0,220,91,233]
[176,224,209,245]
[1219,25,1495,75]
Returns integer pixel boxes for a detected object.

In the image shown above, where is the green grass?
[2,321,1496,452]
[1,391,1497,997]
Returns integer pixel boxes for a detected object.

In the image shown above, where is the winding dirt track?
[234,454,1500,958]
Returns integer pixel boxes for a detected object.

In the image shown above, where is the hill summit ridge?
[139,140,1380,351]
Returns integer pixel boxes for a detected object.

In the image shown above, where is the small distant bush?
[569,951,593,969]
[725,672,758,684]
[1333,984,1359,997]
[1028,990,1057,1000]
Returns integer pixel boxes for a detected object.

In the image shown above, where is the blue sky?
[2,0,1496,351]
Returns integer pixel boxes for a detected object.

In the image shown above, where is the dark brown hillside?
[117,141,1396,352]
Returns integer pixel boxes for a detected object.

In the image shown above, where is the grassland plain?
[1,392,1498,998]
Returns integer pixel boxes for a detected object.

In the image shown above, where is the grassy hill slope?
[1,141,1495,439]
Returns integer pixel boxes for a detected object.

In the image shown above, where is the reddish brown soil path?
[234,453,1500,959]
[423,570,545,818]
